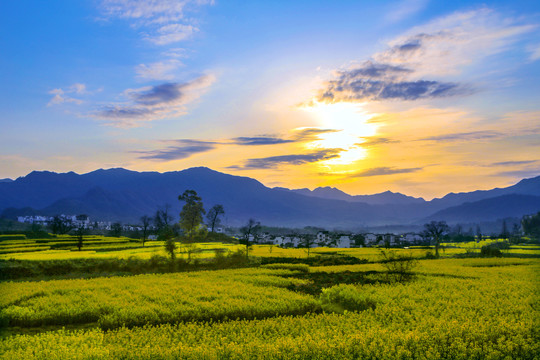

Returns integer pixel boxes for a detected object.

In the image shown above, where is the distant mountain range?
[1,167,539,229]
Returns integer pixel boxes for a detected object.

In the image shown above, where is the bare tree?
[423,221,450,258]
[206,204,225,233]
[301,233,316,258]
[240,219,261,258]
[73,225,87,251]
[140,215,151,246]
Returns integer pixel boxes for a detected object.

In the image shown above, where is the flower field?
[1,251,539,359]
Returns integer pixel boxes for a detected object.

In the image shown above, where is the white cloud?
[135,59,183,80]
[385,0,429,23]
[375,8,537,77]
[100,0,212,45]
[314,8,537,104]
[528,44,540,61]
[47,85,86,106]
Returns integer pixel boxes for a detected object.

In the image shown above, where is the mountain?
[1,167,539,228]
[0,178,13,183]
[280,186,425,205]
[424,194,540,223]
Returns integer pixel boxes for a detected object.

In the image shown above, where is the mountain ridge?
[1,167,539,228]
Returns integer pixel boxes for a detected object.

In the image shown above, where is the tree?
[301,233,316,258]
[162,226,176,261]
[476,225,482,242]
[240,218,260,258]
[423,220,450,258]
[178,190,206,241]
[110,222,122,237]
[522,212,540,240]
[154,205,173,234]
[206,204,225,233]
[73,225,87,251]
[140,215,151,246]
[49,215,73,235]
[500,220,509,240]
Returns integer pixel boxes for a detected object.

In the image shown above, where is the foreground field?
[1,254,539,359]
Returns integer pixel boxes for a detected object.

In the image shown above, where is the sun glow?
[300,101,379,165]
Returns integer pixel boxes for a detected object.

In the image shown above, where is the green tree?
[109,222,123,237]
[522,212,540,240]
[140,215,151,246]
[178,190,206,241]
[476,225,482,242]
[500,220,509,240]
[49,215,73,235]
[240,218,260,259]
[206,204,225,233]
[423,220,450,258]
[153,205,173,236]
[162,227,177,261]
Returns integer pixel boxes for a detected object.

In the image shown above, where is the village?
[16,214,427,248]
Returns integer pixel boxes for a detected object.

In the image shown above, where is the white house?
[364,233,378,245]
[337,235,351,248]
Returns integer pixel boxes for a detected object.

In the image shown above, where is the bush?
[261,263,309,273]
[379,250,418,282]
[481,245,502,257]
[320,284,376,313]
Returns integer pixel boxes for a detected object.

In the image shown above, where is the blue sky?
[1,0,540,198]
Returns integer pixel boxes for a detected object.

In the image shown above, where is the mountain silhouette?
[1,167,539,228]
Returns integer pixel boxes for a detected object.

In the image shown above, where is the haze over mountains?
[0,167,539,229]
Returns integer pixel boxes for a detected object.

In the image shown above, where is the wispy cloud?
[315,8,536,104]
[494,169,540,179]
[100,0,213,45]
[93,74,215,127]
[231,136,295,146]
[231,149,342,170]
[419,130,502,142]
[358,137,400,147]
[385,0,429,23]
[491,160,538,167]
[47,83,88,106]
[346,166,423,177]
[135,59,183,80]
[134,139,217,161]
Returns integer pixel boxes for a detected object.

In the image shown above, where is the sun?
[300,101,379,166]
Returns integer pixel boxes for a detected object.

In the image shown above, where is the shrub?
[379,250,418,282]
[481,245,502,257]
[320,284,376,313]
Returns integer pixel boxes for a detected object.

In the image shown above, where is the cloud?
[385,0,429,23]
[315,9,536,104]
[419,130,502,142]
[346,166,423,177]
[232,136,295,146]
[47,84,87,106]
[358,137,400,147]
[100,0,213,45]
[491,160,538,167]
[494,169,540,179]
[93,74,215,127]
[528,43,540,61]
[231,149,342,170]
[135,139,217,161]
[135,59,183,80]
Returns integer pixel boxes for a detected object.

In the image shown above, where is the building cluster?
[243,231,426,248]
[16,215,134,231]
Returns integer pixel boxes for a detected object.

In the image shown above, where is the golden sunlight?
[300,101,379,166]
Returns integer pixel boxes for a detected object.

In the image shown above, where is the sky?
[1,0,540,199]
